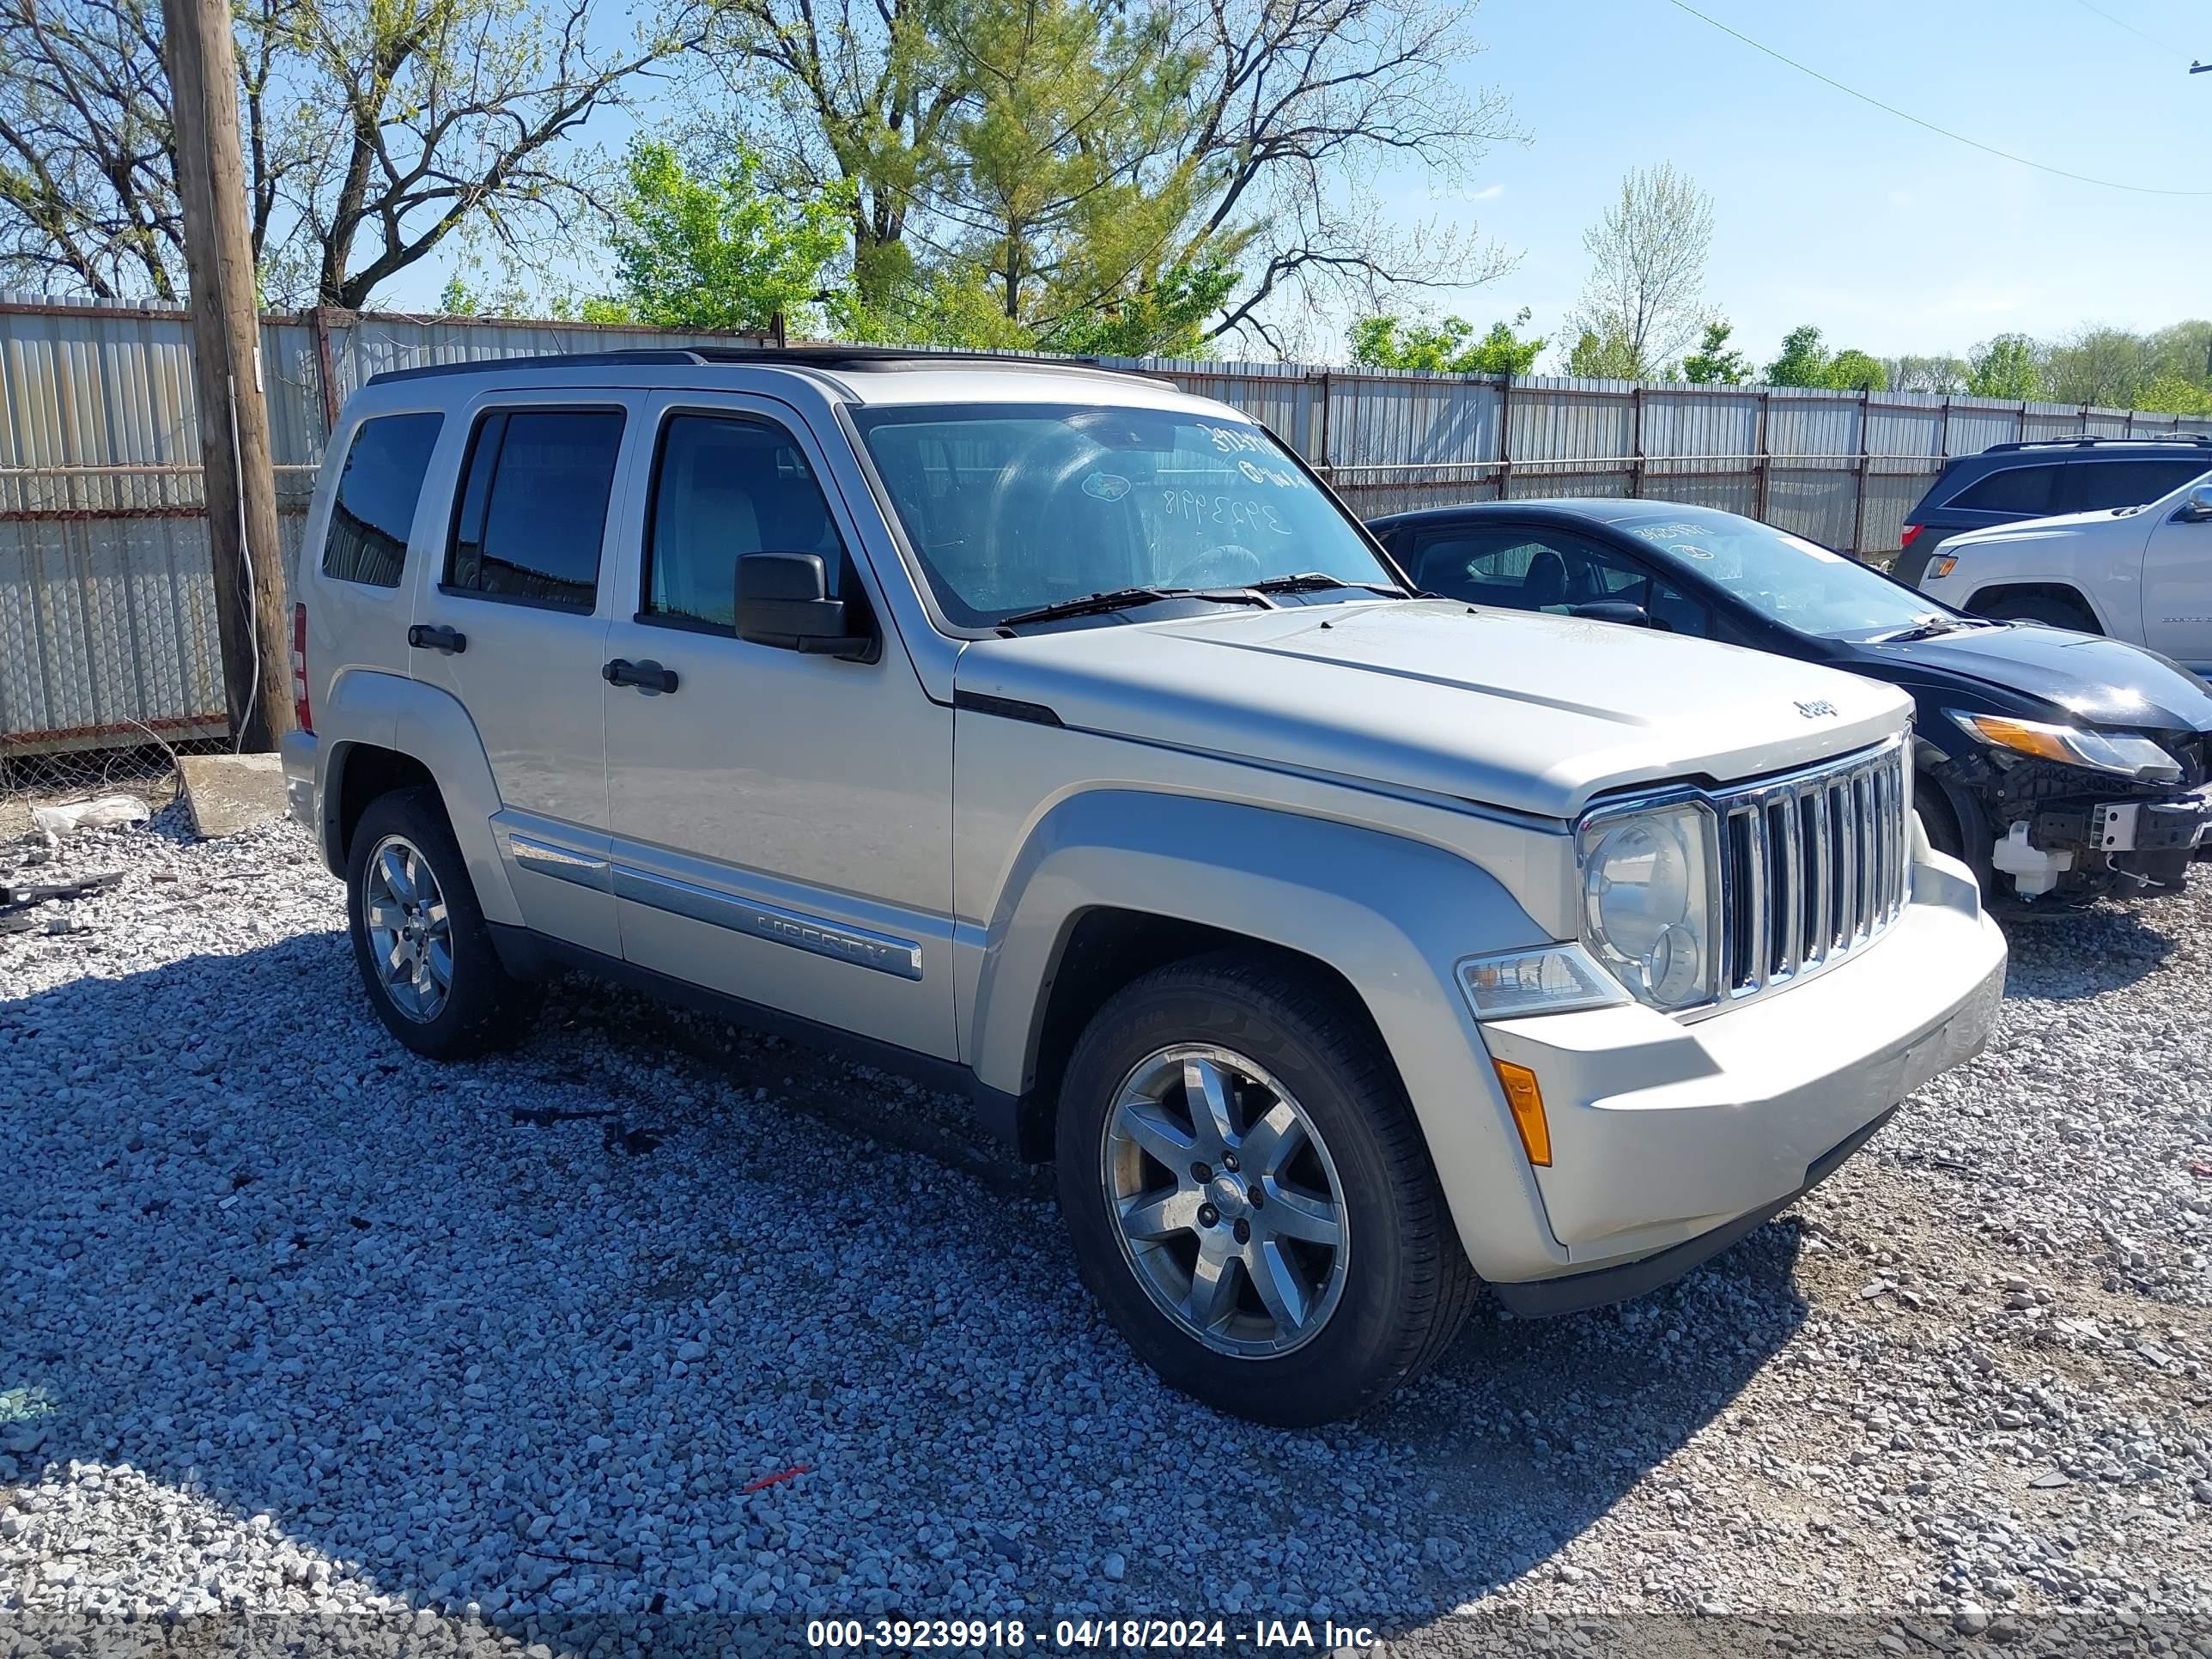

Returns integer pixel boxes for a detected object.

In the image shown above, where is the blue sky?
[400,0,2211,368]
[1384,0,2212,371]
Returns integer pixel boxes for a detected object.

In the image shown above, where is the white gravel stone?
[2,814,2209,1645]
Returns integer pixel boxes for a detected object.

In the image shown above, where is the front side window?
[852,403,1396,627]
[1415,526,1710,635]
[645,414,848,630]
[320,412,443,587]
[447,409,624,611]
[1950,464,2055,515]
[1615,508,1952,640]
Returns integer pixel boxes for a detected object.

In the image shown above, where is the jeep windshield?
[1615,507,1985,641]
[852,403,1405,629]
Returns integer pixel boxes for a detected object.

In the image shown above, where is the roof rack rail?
[364,343,1164,387]
[1982,433,2212,453]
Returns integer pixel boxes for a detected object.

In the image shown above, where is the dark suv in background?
[1894,435,2212,583]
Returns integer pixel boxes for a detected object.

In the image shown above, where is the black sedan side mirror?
[735,552,874,659]
[1568,600,1652,628]
[2177,484,2212,523]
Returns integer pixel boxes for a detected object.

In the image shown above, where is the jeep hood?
[954,600,1910,820]
[1945,506,2154,550]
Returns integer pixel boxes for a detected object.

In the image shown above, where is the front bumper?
[1479,851,2006,1306]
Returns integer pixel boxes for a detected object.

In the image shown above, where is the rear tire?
[345,787,536,1060]
[1978,591,2100,633]
[1056,951,1475,1425]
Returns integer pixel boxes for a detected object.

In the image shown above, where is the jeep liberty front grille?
[1715,738,1911,1000]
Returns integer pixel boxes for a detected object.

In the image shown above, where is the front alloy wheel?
[1057,951,1475,1425]
[1103,1045,1349,1357]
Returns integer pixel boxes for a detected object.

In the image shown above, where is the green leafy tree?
[1351,307,1544,374]
[1965,333,2043,400]
[2042,325,2150,408]
[2136,371,2212,416]
[1565,330,1639,380]
[1824,348,1887,392]
[1765,325,1830,387]
[599,138,852,334]
[1051,261,1238,358]
[1680,319,1749,384]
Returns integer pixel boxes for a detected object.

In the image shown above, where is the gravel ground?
[3,817,2209,1656]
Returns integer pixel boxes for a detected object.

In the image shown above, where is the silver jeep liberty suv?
[283,346,2008,1424]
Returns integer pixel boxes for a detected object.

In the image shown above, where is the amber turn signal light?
[1493,1060,1551,1168]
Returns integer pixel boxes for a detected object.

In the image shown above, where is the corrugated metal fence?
[5,292,2209,753]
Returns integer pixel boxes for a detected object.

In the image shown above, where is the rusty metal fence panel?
[7,292,2211,756]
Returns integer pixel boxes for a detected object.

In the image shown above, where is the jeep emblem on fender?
[1796,699,1838,719]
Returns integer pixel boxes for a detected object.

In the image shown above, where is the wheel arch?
[1963,580,2107,633]
[314,669,520,925]
[964,787,1571,1283]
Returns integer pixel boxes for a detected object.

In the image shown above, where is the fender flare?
[967,788,1571,1282]
[316,670,521,926]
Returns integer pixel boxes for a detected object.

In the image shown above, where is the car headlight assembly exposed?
[1575,800,1722,1012]
[1947,711,2183,783]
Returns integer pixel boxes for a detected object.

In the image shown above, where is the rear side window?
[2069,459,2209,512]
[446,408,624,611]
[1948,464,2056,514]
[320,413,443,587]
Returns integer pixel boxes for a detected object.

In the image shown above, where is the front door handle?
[603,658,678,694]
[407,623,466,654]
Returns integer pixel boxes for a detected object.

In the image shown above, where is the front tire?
[1056,952,1474,1425]
[345,787,535,1060]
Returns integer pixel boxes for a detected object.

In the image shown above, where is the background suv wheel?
[345,787,536,1060]
[1056,951,1475,1425]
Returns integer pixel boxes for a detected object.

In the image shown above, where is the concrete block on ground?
[179,752,286,839]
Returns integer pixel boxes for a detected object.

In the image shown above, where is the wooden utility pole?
[161,0,291,751]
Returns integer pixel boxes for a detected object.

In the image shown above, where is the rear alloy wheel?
[1058,952,1475,1425]
[345,787,536,1060]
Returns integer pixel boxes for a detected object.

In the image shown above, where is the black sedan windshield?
[1616,509,1960,640]
[854,403,1398,627]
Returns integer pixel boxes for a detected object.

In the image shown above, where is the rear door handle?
[407,624,466,654]
[603,658,678,694]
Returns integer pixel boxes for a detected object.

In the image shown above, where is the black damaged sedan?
[1367,500,2212,907]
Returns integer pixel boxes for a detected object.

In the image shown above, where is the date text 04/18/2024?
[805,1618,1382,1650]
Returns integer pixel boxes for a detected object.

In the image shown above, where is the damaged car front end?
[1923,707,2212,902]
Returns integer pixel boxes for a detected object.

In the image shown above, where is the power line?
[1660,0,2212,197]
[2065,0,2190,59]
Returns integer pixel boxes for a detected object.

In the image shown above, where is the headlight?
[1575,801,1721,1012]
[1456,944,1626,1019]
[1947,711,2183,783]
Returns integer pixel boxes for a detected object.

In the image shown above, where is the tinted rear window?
[2069,459,2209,512]
[320,413,443,587]
[446,409,623,611]
[1948,464,2056,514]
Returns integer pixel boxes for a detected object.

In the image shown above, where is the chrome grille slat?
[1715,738,1911,1006]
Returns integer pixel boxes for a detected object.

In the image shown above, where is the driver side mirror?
[1568,600,1652,628]
[2178,485,2212,523]
[734,552,875,660]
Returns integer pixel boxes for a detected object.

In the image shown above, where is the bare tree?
[0,0,702,306]
[285,0,711,307]
[1170,0,1520,346]
[0,0,185,295]
[1564,162,1712,377]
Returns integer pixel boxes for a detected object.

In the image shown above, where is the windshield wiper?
[1875,615,1981,643]
[1243,571,1408,598]
[997,586,1266,629]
